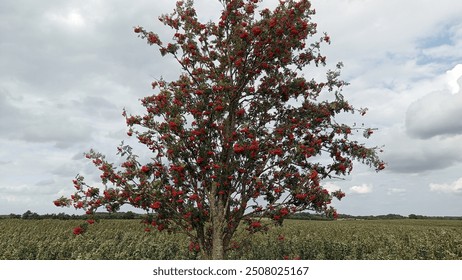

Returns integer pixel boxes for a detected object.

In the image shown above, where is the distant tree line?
[287,212,462,221]
[1,210,461,221]
[0,210,141,220]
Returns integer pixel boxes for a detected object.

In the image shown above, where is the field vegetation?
[1,218,462,260]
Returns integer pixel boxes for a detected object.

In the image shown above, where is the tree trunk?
[211,225,225,259]
[207,188,226,260]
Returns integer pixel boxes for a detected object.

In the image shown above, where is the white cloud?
[405,65,462,139]
[349,184,373,194]
[323,182,342,193]
[430,178,462,195]
[46,9,86,28]
[387,188,406,196]
[312,0,462,66]
[446,64,462,94]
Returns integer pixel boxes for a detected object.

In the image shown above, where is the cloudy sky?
[1,0,462,216]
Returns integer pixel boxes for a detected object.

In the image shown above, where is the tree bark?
[211,225,225,259]
[208,189,226,259]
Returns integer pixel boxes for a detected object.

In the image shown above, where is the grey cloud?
[0,90,19,122]
[0,91,94,147]
[405,90,462,139]
[0,90,26,133]
[71,152,85,161]
[75,95,122,120]
[380,125,462,174]
[0,0,165,99]
[0,0,178,152]
[1,184,55,196]
[35,178,55,187]
[384,149,460,174]
[20,116,92,145]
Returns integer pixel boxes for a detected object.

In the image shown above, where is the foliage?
[55,0,384,259]
[21,210,40,220]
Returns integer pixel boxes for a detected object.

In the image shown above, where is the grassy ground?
[1,219,462,259]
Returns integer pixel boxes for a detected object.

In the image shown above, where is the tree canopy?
[55,0,384,259]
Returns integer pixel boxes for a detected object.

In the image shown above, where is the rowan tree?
[55,0,385,259]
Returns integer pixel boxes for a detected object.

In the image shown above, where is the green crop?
[1,219,462,260]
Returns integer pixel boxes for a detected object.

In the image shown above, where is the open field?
[1,219,462,259]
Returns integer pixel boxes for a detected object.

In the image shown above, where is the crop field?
[1,219,462,260]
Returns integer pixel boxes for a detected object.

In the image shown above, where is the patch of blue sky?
[415,24,457,66]
[417,27,454,49]
[416,50,458,68]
